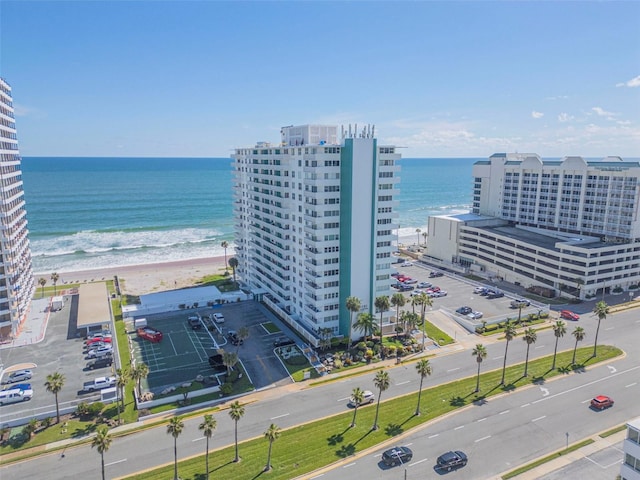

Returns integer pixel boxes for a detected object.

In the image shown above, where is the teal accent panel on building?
[338,139,354,338]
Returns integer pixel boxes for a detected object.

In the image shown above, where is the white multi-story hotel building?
[0,78,35,340]
[621,417,640,480]
[427,153,640,299]
[232,124,400,345]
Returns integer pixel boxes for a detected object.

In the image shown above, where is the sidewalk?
[0,297,51,350]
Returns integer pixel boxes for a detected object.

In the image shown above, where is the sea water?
[21,156,478,273]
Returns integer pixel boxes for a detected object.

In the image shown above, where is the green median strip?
[501,438,595,479]
[123,345,621,480]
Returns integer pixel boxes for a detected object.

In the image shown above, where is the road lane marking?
[477,417,487,422]
[532,415,547,422]
[605,327,614,331]
[343,463,356,468]
[534,345,545,349]
[475,435,491,442]
[447,368,460,372]
[532,364,640,404]
[493,356,503,360]
[192,437,205,442]
[105,459,127,466]
[429,434,439,438]
[499,410,510,415]
[412,458,428,466]
[396,380,410,386]
[454,425,464,430]
[521,403,530,408]
[626,382,637,388]
[581,399,591,404]
[540,387,550,396]
[608,365,617,373]
[271,413,290,420]
[338,396,350,402]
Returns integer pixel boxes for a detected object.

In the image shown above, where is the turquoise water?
[20,156,478,273]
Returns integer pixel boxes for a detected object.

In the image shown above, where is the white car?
[432,290,448,297]
[401,262,413,267]
[473,286,487,294]
[417,282,432,289]
[467,311,483,320]
[87,345,113,358]
[349,390,375,406]
[4,370,33,384]
[212,312,225,323]
[410,289,425,297]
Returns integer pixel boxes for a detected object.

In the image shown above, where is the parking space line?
[626,382,637,388]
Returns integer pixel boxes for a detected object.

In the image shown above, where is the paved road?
[1,305,637,479]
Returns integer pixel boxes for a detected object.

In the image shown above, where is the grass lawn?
[261,322,280,334]
[125,345,621,480]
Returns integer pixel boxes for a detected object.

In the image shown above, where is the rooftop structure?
[0,78,35,340]
[232,124,400,346]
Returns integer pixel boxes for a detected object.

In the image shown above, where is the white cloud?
[592,107,616,117]
[545,95,569,100]
[616,75,640,88]
[558,113,574,123]
[531,111,544,119]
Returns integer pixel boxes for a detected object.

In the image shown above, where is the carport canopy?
[77,283,112,334]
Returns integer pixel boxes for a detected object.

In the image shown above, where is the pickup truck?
[137,326,163,343]
[83,376,116,392]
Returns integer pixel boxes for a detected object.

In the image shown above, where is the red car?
[137,326,163,343]
[590,395,614,410]
[86,337,112,346]
[560,310,580,321]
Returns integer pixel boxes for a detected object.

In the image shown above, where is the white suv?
[212,313,225,323]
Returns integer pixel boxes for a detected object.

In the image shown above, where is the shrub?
[88,402,105,418]
[76,401,90,418]
[220,383,233,395]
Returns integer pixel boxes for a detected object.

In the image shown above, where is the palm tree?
[263,423,281,472]
[571,326,586,364]
[38,277,47,298]
[236,326,250,353]
[167,416,185,480]
[415,358,432,416]
[390,293,406,324]
[130,363,149,394]
[228,257,239,283]
[222,350,239,375]
[500,321,517,385]
[221,240,229,271]
[115,368,129,424]
[522,327,537,377]
[372,370,390,430]
[515,301,527,324]
[198,414,217,480]
[345,296,361,346]
[229,401,245,462]
[422,231,427,246]
[414,292,433,349]
[350,387,365,427]
[50,272,60,295]
[416,228,421,245]
[551,320,567,370]
[472,344,487,393]
[91,425,112,480]
[44,371,65,423]
[354,312,378,342]
[374,295,390,330]
[592,300,609,357]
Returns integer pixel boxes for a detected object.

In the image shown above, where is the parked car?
[137,326,163,343]
[473,286,487,294]
[590,395,614,410]
[187,316,202,329]
[86,337,113,346]
[273,337,295,347]
[3,370,33,384]
[436,450,468,471]
[391,272,400,278]
[87,345,114,358]
[429,271,444,278]
[401,261,413,267]
[432,290,448,297]
[403,278,418,285]
[560,310,580,321]
[0,387,33,405]
[212,312,225,323]
[349,390,375,406]
[510,299,531,308]
[487,291,504,299]
[87,332,112,342]
[2,383,31,392]
[417,281,432,289]
[456,306,472,315]
[382,446,413,466]
[399,284,415,291]
[467,311,483,320]
[410,289,425,297]
[86,357,113,370]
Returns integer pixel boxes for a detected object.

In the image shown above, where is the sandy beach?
[33,255,230,296]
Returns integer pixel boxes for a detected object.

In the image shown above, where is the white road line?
[168,334,178,356]
[475,435,491,442]
[271,413,290,420]
[396,380,410,386]
[447,368,460,372]
[412,458,429,466]
[605,327,614,331]
[192,437,205,442]
[626,382,637,388]
[499,410,510,415]
[492,356,503,360]
[531,364,640,405]
[454,425,464,430]
[105,459,127,466]
[310,475,325,479]
[534,345,545,349]
[532,415,547,422]
[428,434,439,438]
[521,403,530,408]
[581,399,591,404]
[343,463,356,468]
[477,417,487,422]
[338,396,350,402]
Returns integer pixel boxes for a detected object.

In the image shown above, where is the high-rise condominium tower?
[0,78,35,340]
[233,124,400,346]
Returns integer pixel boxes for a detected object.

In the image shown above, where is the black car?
[429,271,444,278]
[187,317,201,330]
[456,306,472,315]
[273,337,295,347]
[436,450,467,471]
[487,291,504,299]
[208,354,224,367]
[86,357,113,370]
[382,446,413,466]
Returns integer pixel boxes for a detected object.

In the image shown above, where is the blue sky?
[1,0,639,158]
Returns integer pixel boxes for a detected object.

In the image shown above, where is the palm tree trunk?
[572,340,578,364]
[55,393,60,423]
[351,406,358,427]
[234,423,239,462]
[552,337,559,369]
[500,341,510,385]
[524,345,531,377]
[265,441,273,471]
[475,361,481,392]
[415,377,424,416]
[372,395,381,430]
[593,319,601,357]
[173,438,178,480]
[205,438,210,480]
[101,453,105,480]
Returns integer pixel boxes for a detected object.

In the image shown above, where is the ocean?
[20,157,478,274]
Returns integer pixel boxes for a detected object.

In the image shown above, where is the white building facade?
[621,417,640,480]
[427,154,640,299]
[232,124,400,345]
[0,78,35,340]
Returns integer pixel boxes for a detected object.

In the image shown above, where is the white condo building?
[621,417,640,480]
[232,124,400,346]
[0,78,35,340]
[427,153,640,299]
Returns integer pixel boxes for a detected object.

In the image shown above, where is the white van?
[0,387,33,406]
